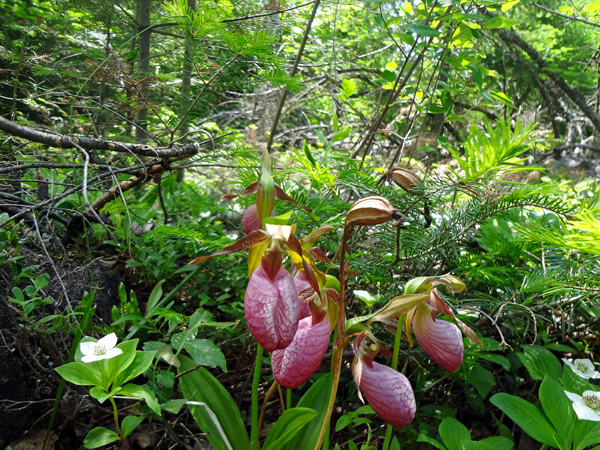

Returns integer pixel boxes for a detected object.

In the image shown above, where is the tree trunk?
[136,0,151,143]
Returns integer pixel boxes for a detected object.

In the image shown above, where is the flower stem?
[251,344,264,450]
[108,396,124,447]
[382,317,405,450]
[314,230,351,450]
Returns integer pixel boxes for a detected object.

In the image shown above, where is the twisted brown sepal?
[346,196,404,228]
[223,181,312,213]
[385,167,423,193]
[274,185,312,213]
[187,229,269,265]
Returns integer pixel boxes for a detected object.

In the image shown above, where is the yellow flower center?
[93,343,107,355]
[583,394,600,411]
[576,362,589,372]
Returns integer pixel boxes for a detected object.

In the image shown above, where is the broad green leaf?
[539,376,574,450]
[56,361,102,387]
[462,437,514,450]
[439,417,470,450]
[381,69,396,82]
[522,345,561,380]
[336,415,353,432]
[112,350,156,387]
[417,432,448,449]
[466,351,510,371]
[119,383,160,416]
[83,427,120,449]
[89,386,121,404]
[147,280,164,314]
[574,420,600,450]
[179,356,249,450]
[391,436,401,450]
[121,415,144,438]
[467,65,483,91]
[342,79,356,97]
[404,23,441,37]
[501,0,519,11]
[485,16,517,29]
[462,363,495,399]
[106,339,139,388]
[184,339,227,372]
[284,374,332,450]
[263,408,318,450]
[157,369,175,389]
[332,127,351,143]
[164,399,187,414]
[490,393,557,447]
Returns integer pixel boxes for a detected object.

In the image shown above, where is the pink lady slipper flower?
[272,301,331,389]
[244,252,300,352]
[412,302,463,372]
[352,332,416,427]
[370,274,481,372]
[292,270,312,320]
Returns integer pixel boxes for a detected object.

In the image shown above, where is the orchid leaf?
[263,408,318,450]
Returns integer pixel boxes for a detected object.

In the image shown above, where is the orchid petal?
[272,315,331,388]
[293,271,312,319]
[357,362,416,427]
[413,303,463,372]
[245,264,300,352]
[242,204,263,234]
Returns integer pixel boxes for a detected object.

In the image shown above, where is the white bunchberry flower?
[562,358,600,379]
[80,333,123,363]
[565,391,600,422]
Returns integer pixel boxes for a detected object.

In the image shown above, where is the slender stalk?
[313,229,351,450]
[251,344,264,450]
[109,396,124,447]
[257,381,279,450]
[382,317,405,450]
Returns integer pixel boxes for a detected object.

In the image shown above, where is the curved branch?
[0,115,202,157]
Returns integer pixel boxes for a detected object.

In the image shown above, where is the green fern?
[445,118,539,183]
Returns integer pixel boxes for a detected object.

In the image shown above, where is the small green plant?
[418,416,514,449]
[8,273,52,322]
[56,333,159,449]
[491,346,600,450]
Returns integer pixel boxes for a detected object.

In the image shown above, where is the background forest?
[2,0,600,448]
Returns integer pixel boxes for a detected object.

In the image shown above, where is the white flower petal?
[79,341,97,356]
[81,354,105,363]
[98,333,118,350]
[104,348,123,360]
[572,400,600,422]
[583,390,600,401]
[565,391,582,402]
